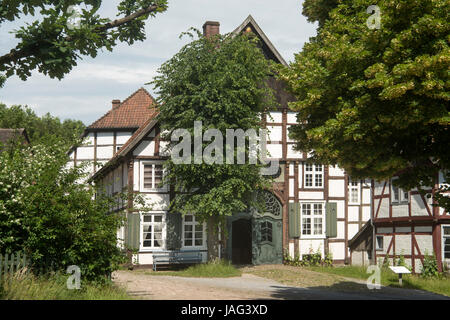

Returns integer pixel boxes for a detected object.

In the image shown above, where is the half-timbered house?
[350,174,449,273]
[67,16,379,268]
[67,88,157,180]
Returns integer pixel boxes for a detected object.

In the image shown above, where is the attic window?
[143,163,164,190]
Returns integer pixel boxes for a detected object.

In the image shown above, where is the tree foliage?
[151,30,275,257]
[0,141,127,282]
[0,103,85,147]
[0,0,168,87]
[278,0,449,209]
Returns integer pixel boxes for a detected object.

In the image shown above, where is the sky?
[0,0,317,126]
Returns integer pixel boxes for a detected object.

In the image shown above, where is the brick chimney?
[203,21,220,38]
[112,99,121,109]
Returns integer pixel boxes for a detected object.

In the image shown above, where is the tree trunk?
[207,215,221,262]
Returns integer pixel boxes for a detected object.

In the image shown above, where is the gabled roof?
[348,220,373,249]
[0,128,30,145]
[88,88,157,130]
[90,115,160,181]
[232,15,287,66]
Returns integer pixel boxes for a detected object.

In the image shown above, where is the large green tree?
[151,30,275,260]
[0,0,168,87]
[279,0,449,209]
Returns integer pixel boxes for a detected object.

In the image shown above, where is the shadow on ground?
[268,281,450,300]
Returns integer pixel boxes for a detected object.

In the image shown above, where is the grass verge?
[145,260,242,278]
[0,270,131,300]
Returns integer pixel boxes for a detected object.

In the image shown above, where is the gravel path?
[112,269,449,300]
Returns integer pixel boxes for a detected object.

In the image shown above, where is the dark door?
[232,219,252,265]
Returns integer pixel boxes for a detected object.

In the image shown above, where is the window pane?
[185,225,193,232]
[302,218,311,235]
[185,232,193,239]
[195,239,203,246]
[195,225,203,232]
[143,225,152,233]
[195,231,203,239]
[302,204,311,215]
[154,165,163,187]
[376,236,383,249]
[154,215,163,223]
[444,227,450,236]
[315,165,322,172]
[392,185,399,201]
[351,189,359,203]
[144,165,153,189]
[313,203,322,215]
[315,174,323,187]
[143,240,152,247]
[305,164,313,172]
[314,218,322,235]
[143,215,152,223]
[185,239,193,246]
[305,174,313,187]
[143,232,152,240]
[185,215,193,222]
[154,239,162,247]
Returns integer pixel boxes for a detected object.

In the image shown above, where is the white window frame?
[140,211,166,251]
[140,161,167,192]
[391,178,409,204]
[348,178,361,205]
[304,163,324,189]
[181,214,206,249]
[442,225,450,261]
[300,201,326,239]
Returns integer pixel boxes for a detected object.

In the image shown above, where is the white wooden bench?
[152,251,203,271]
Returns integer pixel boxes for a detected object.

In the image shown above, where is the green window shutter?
[288,202,300,238]
[127,213,141,250]
[326,202,337,238]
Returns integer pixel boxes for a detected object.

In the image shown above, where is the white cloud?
[0,0,317,125]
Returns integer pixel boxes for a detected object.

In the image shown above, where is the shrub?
[0,142,133,283]
[421,252,440,278]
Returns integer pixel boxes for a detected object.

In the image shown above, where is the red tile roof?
[88,88,157,129]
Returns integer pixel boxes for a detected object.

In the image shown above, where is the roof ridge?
[87,87,156,129]
[232,14,287,66]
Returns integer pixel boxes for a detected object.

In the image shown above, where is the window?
[391,178,408,204]
[304,164,323,188]
[348,178,360,204]
[142,163,165,190]
[261,221,273,242]
[183,215,205,248]
[141,213,165,249]
[443,226,450,260]
[259,191,282,217]
[301,202,325,238]
[376,236,384,251]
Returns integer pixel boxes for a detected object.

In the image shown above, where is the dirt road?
[112,267,449,300]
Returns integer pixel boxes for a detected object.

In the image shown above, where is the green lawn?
[305,265,450,297]
[0,272,131,300]
[145,260,242,278]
